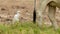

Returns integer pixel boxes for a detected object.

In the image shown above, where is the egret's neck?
[16,13,20,15]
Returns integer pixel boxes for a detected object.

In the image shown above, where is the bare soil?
[0,0,60,26]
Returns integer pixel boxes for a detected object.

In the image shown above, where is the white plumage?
[12,10,20,23]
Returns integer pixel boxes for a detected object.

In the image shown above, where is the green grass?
[0,22,60,34]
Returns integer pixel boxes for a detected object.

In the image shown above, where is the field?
[0,0,60,34]
[0,22,59,34]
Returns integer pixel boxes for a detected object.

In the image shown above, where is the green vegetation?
[0,22,60,34]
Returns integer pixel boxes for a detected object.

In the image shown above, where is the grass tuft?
[0,22,59,34]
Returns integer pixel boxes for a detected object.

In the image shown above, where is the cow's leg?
[37,0,52,28]
[48,5,59,30]
[37,3,47,27]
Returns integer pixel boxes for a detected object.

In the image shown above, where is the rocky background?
[0,0,60,26]
[0,0,34,23]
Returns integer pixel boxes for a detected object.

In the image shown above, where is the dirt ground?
[0,0,60,26]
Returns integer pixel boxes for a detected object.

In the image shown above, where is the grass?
[0,22,60,34]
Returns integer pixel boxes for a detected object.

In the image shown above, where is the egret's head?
[16,10,20,14]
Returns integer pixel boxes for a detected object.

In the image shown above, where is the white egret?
[12,10,20,24]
